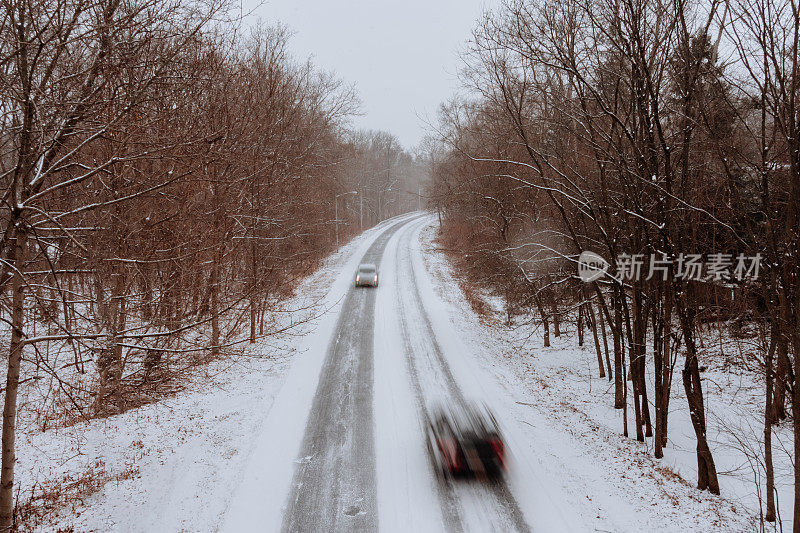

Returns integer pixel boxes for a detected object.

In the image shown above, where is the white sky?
[239,0,498,150]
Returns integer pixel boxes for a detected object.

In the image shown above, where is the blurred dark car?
[355,263,378,287]
[425,402,506,480]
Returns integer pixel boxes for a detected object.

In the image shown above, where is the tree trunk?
[249,240,257,343]
[654,290,665,458]
[211,255,220,356]
[676,295,720,494]
[588,300,605,378]
[661,284,673,448]
[250,298,257,343]
[786,283,800,532]
[96,273,126,414]
[613,291,625,409]
[622,347,629,438]
[621,289,644,440]
[597,297,612,381]
[774,333,789,422]
[0,226,26,530]
[536,295,550,348]
[630,287,650,441]
[552,300,561,337]
[641,369,653,438]
[765,327,777,522]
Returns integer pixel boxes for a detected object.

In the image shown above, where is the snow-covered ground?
[26,213,762,531]
[417,220,766,531]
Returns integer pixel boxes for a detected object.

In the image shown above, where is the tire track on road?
[282,216,420,533]
[394,221,465,533]
[396,218,531,533]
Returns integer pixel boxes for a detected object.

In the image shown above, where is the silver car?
[355,263,378,287]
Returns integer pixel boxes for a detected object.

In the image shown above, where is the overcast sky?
[239,0,497,150]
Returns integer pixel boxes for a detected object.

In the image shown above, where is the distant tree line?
[346,129,429,229]
[429,0,799,527]
[0,0,425,527]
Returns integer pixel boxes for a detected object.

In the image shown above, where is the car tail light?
[489,438,505,467]
[438,437,458,471]
[374,275,378,283]
[356,275,360,283]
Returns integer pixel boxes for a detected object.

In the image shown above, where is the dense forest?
[0,0,428,527]
[428,0,800,528]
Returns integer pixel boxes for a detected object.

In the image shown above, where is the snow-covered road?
[280,217,410,532]
[224,214,569,532]
[379,217,530,533]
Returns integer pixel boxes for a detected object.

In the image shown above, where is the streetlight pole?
[335,191,358,247]
[360,189,363,231]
